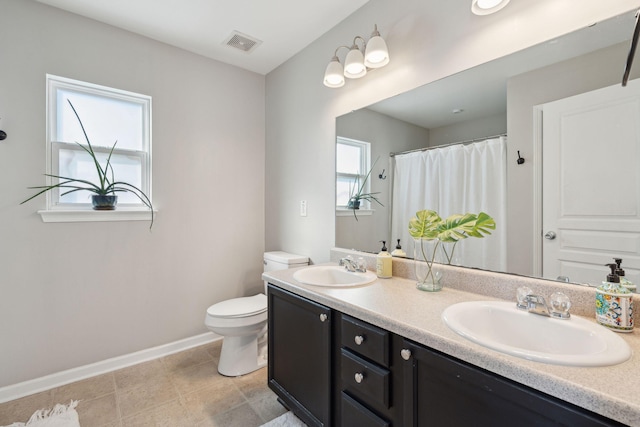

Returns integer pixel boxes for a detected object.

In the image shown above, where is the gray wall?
[264,0,636,265]
[336,108,429,253]
[0,0,265,387]
[429,113,506,147]
[506,42,640,276]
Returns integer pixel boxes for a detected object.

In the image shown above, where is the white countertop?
[263,264,640,426]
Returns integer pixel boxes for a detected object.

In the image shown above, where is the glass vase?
[413,238,443,292]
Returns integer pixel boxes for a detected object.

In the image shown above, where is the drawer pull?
[354,372,364,383]
[320,313,328,322]
[401,348,412,361]
[354,335,365,345]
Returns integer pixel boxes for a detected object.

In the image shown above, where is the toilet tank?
[263,251,309,291]
[264,251,309,272]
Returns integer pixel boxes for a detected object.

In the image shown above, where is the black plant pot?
[92,195,118,210]
[347,199,361,210]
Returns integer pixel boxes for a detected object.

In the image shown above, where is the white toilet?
[205,251,309,376]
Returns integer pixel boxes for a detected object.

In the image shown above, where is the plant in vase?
[21,100,154,228]
[347,157,383,220]
[408,209,495,291]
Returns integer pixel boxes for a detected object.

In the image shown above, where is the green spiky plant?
[21,100,154,228]
[408,210,495,284]
[347,157,383,220]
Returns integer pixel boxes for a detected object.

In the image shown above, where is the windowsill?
[38,208,157,223]
[336,208,374,217]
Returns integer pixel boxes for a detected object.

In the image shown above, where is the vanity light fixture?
[323,25,390,88]
[471,0,510,15]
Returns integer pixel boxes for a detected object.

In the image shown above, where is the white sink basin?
[293,265,377,287]
[442,300,632,366]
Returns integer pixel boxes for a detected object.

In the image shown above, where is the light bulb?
[471,0,510,15]
[344,47,366,79]
[323,57,345,88]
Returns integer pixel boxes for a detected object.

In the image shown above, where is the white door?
[542,79,640,287]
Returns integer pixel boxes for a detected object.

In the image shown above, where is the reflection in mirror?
[335,10,640,291]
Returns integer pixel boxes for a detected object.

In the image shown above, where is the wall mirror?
[335,9,640,291]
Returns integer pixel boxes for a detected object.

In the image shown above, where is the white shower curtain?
[391,137,507,271]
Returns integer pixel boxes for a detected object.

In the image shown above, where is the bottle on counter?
[376,241,392,279]
[614,258,636,292]
[391,239,407,257]
[596,263,634,333]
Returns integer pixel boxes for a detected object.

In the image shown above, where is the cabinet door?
[268,285,332,427]
[400,339,624,427]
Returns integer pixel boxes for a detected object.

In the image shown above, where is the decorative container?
[413,238,443,292]
[91,195,118,210]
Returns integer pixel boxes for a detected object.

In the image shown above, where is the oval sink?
[293,265,377,287]
[442,300,631,366]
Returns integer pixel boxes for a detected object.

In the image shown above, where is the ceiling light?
[344,41,367,79]
[471,0,510,15]
[323,55,345,88]
[365,25,390,68]
[323,25,390,88]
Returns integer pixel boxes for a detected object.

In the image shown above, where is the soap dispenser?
[376,241,392,279]
[614,258,636,292]
[391,239,407,257]
[596,263,634,332]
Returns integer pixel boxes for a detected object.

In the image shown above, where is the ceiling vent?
[224,31,262,54]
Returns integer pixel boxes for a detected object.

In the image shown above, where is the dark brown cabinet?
[268,284,624,427]
[400,339,625,427]
[268,285,332,427]
[337,314,398,426]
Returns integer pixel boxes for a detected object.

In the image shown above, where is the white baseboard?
[0,332,221,404]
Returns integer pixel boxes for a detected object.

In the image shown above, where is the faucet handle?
[356,257,367,272]
[516,286,533,310]
[549,292,571,319]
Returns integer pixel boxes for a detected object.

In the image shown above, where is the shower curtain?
[391,137,507,271]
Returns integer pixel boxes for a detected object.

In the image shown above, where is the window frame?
[39,75,153,223]
[336,137,374,214]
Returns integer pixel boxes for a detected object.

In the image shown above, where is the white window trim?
[336,208,374,217]
[40,75,153,224]
[336,137,372,209]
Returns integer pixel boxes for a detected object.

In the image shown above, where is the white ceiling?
[35,0,370,75]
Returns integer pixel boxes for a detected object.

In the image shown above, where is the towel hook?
[517,151,525,165]
[378,169,387,179]
[0,117,5,141]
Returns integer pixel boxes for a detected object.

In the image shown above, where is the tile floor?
[0,340,287,427]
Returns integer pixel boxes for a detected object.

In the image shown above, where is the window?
[42,75,152,222]
[336,137,371,209]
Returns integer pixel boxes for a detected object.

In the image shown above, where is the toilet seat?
[206,294,267,319]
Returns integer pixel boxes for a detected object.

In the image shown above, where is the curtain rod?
[389,133,507,157]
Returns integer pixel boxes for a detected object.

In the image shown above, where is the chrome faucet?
[516,287,571,319]
[339,256,367,273]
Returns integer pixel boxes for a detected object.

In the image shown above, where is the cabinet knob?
[319,313,328,322]
[354,372,364,384]
[401,348,412,361]
[354,335,364,345]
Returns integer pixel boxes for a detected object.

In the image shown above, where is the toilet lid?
[207,294,267,318]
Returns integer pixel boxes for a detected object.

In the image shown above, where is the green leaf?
[408,210,442,239]
[408,210,496,242]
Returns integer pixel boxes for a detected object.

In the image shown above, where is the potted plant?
[347,157,383,220]
[21,100,154,228]
[408,210,495,291]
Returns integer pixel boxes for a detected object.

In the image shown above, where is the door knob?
[401,349,412,360]
[544,231,557,240]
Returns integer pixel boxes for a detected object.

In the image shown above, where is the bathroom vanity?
[263,251,640,427]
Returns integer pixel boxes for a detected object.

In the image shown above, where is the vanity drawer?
[341,349,390,409]
[341,314,389,366]
[341,392,390,427]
